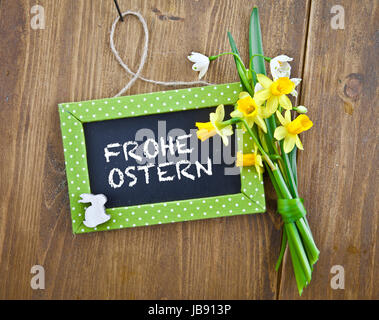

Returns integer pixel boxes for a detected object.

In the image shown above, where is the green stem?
[280,142,299,198]
[221,117,277,172]
[286,223,312,283]
[272,169,292,198]
[288,147,298,187]
[239,117,291,199]
[266,164,283,198]
[219,117,242,128]
[249,54,271,72]
[210,52,246,69]
[239,119,276,171]
[285,224,308,295]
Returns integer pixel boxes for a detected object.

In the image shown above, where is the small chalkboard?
[59,82,266,234]
[84,106,240,208]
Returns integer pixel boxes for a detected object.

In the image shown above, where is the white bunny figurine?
[78,194,110,228]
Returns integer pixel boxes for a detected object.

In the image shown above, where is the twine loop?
[110,11,211,97]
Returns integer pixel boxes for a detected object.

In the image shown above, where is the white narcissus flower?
[289,77,301,97]
[187,52,210,79]
[270,55,301,97]
[270,55,293,80]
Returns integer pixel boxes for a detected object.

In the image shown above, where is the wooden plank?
[0,0,310,299]
[279,0,379,299]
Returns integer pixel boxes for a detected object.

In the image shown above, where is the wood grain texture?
[0,0,376,300]
[279,0,379,299]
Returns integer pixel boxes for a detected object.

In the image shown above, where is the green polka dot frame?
[59,82,266,234]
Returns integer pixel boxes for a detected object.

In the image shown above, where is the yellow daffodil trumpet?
[231,92,268,132]
[236,144,264,180]
[287,114,313,134]
[236,152,257,167]
[270,77,294,96]
[195,104,233,146]
[254,74,301,116]
[195,122,217,141]
[274,110,313,153]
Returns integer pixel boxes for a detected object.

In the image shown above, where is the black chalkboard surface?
[84,106,240,208]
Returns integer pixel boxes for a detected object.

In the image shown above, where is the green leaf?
[285,224,309,295]
[227,32,244,84]
[249,7,277,156]
[296,218,320,266]
[275,230,288,271]
[249,7,266,82]
[227,32,254,97]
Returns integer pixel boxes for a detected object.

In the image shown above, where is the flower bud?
[296,106,308,114]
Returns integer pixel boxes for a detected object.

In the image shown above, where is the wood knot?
[343,73,363,101]
[152,7,184,21]
[338,73,364,115]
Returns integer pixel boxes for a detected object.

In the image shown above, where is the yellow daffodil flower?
[254,74,300,115]
[195,104,233,146]
[230,92,267,132]
[235,144,264,180]
[274,110,313,153]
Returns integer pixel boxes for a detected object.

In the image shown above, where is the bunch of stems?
[216,7,319,295]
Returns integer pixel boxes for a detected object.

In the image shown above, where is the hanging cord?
[110,11,211,97]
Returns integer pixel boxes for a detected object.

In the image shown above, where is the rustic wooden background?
[0,0,377,299]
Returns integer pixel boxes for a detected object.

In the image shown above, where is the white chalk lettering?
[104,143,121,163]
[157,162,175,182]
[144,139,159,159]
[109,168,124,188]
[176,160,195,180]
[196,157,212,177]
[160,136,175,157]
[104,134,215,188]
[176,134,193,154]
[137,164,154,184]
[123,141,142,162]
[125,166,137,187]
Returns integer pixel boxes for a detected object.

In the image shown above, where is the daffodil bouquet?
[189,7,319,295]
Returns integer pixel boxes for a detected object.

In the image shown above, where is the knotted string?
[110,11,211,97]
[277,198,307,223]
